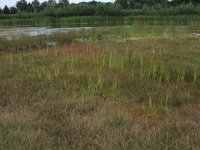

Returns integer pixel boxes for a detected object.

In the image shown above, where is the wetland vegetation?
[0,0,200,150]
[1,24,200,149]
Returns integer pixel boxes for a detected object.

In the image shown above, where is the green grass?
[0,25,200,149]
[0,15,200,27]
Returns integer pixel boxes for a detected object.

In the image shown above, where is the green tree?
[175,2,195,14]
[115,0,129,9]
[58,0,69,7]
[170,0,199,6]
[0,7,2,14]
[16,0,28,12]
[27,2,34,13]
[39,2,48,12]
[32,0,40,13]
[96,3,121,16]
[10,7,18,14]
[3,5,10,14]
[48,0,57,7]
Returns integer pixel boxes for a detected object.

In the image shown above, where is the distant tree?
[40,2,48,11]
[197,5,200,14]
[88,1,98,6]
[48,0,57,7]
[115,0,168,9]
[115,0,129,9]
[96,3,122,16]
[142,4,150,14]
[10,7,18,14]
[32,0,40,13]
[58,0,69,7]
[71,2,95,16]
[175,2,195,14]
[27,3,34,13]
[3,0,200,16]
[16,0,28,12]
[134,2,143,9]
[3,5,10,14]
[0,7,2,14]
[170,0,200,6]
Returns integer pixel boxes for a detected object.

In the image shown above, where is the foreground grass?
[0,26,200,149]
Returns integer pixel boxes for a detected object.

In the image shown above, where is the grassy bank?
[0,15,200,27]
[0,25,200,149]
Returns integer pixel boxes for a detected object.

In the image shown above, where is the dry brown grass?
[0,26,200,149]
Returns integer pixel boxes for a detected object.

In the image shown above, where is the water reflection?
[0,27,91,37]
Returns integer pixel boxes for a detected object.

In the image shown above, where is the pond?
[0,26,91,39]
[0,25,189,39]
[0,25,196,50]
[0,25,192,45]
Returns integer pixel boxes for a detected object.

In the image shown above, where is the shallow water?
[0,25,188,38]
[0,25,191,43]
[0,27,91,38]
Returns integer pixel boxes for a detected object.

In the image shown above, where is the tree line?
[0,0,200,17]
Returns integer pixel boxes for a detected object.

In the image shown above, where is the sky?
[0,0,113,8]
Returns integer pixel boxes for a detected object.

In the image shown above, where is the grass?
[0,15,200,27]
[0,24,200,149]
[0,30,77,51]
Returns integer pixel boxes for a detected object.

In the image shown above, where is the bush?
[175,2,196,15]
[95,3,122,16]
